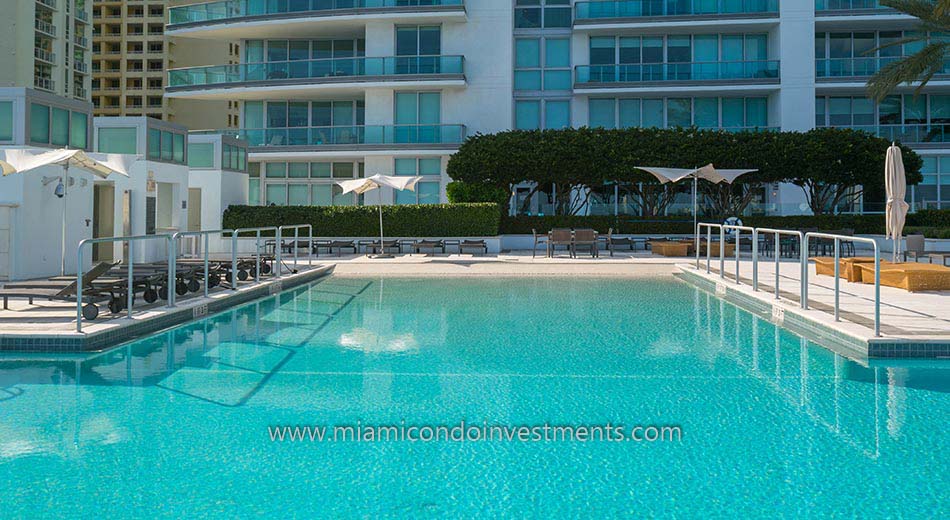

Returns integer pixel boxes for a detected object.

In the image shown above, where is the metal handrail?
[76,234,174,332]
[276,224,313,279]
[755,227,806,303]
[695,222,722,275]
[723,224,756,287]
[172,229,233,300]
[803,232,880,336]
[229,227,278,290]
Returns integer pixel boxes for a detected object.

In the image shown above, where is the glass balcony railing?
[827,124,950,144]
[575,60,779,84]
[168,55,464,88]
[200,124,467,147]
[817,57,950,78]
[575,0,778,20]
[815,0,888,10]
[169,0,465,26]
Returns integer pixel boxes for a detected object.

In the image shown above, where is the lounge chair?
[413,239,445,255]
[0,279,113,320]
[459,240,487,255]
[854,262,950,292]
[604,228,637,256]
[548,229,572,257]
[1,261,119,290]
[811,256,887,283]
[365,240,400,255]
[329,240,357,256]
[531,229,547,258]
[572,229,598,258]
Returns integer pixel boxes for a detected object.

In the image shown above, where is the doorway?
[92,184,115,262]
[188,188,202,232]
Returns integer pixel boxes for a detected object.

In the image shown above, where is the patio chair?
[548,228,572,257]
[459,239,488,255]
[531,229,548,258]
[1,261,119,290]
[329,240,357,256]
[572,229,599,258]
[413,239,445,255]
[604,228,637,256]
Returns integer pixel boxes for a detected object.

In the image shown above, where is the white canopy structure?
[0,148,138,274]
[884,144,909,262]
[337,174,423,258]
[635,163,758,234]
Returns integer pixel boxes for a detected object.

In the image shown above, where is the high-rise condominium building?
[92,0,239,130]
[164,0,950,213]
[0,0,93,102]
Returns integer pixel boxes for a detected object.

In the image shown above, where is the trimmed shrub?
[223,203,501,237]
[742,215,885,234]
[500,216,695,235]
[907,209,950,227]
[904,226,950,239]
[446,181,510,206]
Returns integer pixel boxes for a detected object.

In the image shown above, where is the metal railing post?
[127,243,134,319]
[874,244,881,337]
[719,227,725,279]
[275,226,282,279]
[695,222,700,270]
[255,229,261,283]
[231,230,238,291]
[752,230,758,291]
[802,234,810,310]
[775,232,780,300]
[204,233,210,298]
[293,227,299,273]
[308,225,313,267]
[706,227,711,274]
[833,238,840,321]
[76,241,85,332]
[735,228,741,285]
[167,235,176,308]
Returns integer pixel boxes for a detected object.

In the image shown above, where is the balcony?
[575,60,779,88]
[166,55,465,98]
[36,0,56,9]
[74,36,90,49]
[574,0,778,23]
[74,61,89,73]
[76,9,89,22]
[34,77,55,92]
[202,124,466,149]
[74,85,88,99]
[815,0,892,12]
[34,47,56,64]
[827,124,950,145]
[34,19,57,36]
[166,0,466,39]
[817,57,950,79]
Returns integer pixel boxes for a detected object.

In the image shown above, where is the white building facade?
[165,0,950,214]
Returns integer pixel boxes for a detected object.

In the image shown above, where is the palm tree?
[866,0,950,102]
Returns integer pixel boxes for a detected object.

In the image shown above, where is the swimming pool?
[0,277,946,517]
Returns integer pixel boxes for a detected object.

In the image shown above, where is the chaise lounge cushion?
[854,263,950,292]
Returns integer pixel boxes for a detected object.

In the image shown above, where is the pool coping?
[0,265,335,353]
[674,266,950,360]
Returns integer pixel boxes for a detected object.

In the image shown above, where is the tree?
[867,0,950,102]
[445,127,921,217]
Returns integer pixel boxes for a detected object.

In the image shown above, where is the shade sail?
[636,164,757,184]
[0,148,134,177]
[337,174,423,195]
[884,144,909,261]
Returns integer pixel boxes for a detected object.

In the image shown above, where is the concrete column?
[777,1,816,133]
[365,22,395,56]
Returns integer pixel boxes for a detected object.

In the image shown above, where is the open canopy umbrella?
[884,143,909,262]
[0,148,137,275]
[635,163,757,233]
[337,174,423,258]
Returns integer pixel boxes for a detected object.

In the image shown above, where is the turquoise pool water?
[0,277,947,517]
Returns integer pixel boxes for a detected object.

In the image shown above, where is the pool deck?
[676,258,950,359]
[0,251,947,357]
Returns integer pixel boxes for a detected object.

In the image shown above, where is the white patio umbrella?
[884,143,909,262]
[635,163,758,233]
[0,148,137,275]
[336,174,423,258]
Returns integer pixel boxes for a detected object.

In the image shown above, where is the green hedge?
[500,216,695,234]
[741,215,884,234]
[905,226,950,239]
[222,203,501,237]
[907,209,950,227]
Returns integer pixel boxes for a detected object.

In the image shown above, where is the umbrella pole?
[693,175,698,259]
[61,163,69,276]
[373,201,393,259]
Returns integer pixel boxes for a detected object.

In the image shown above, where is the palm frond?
[883,0,950,22]
[866,41,949,102]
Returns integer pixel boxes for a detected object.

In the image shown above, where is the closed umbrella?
[884,143,909,262]
[0,148,137,274]
[337,174,423,258]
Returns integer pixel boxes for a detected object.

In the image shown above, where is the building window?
[515,0,571,29]
[258,162,364,206]
[147,128,161,159]
[188,142,214,168]
[0,101,12,141]
[98,127,138,154]
[515,100,540,130]
[29,103,50,144]
[515,37,571,91]
[51,108,70,146]
[588,97,768,129]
